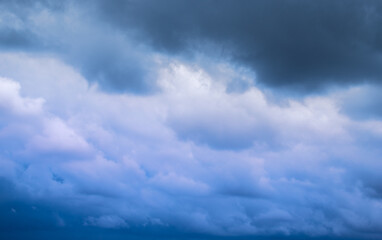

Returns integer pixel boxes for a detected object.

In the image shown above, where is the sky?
[1,0,382,239]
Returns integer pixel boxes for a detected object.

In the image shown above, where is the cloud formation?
[0,0,157,93]
[1,1,382,239]
[1,53,382,239]
[96,0,382,91]
[2,0,382,93]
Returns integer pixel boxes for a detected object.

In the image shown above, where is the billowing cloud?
[1,1,382,239]
[1,53,382,239]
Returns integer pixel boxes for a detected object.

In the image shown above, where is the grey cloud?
[62,33,156,94]
[0,29,39,49]
[97,0,382,92]
[3,0,382,93]
[0,0,156,93]
[335,85,382,120]
[170,123,264,150]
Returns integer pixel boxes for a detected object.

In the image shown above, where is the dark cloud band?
[98,0,382,91]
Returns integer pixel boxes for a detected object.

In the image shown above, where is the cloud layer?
[1,1,382,239]
[1,53,382,239]
[96,0,382,91]
[2,0,382,93]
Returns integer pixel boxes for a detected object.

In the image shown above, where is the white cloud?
[1,53,382,237]
[0,77,44,115]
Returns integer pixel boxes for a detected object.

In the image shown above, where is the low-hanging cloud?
[2,0,382,94]
[96,0,382,91]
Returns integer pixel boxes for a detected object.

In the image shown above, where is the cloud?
[159,62,350,150]
[2,0,382,94]
[85,215,128,229]
[1,53,382,239]
[333,84,382,120]
[27,117,92,154]
[0,0,157,93]
[96,0,382,91]
[2,1,382,239]
[0,77,44,115]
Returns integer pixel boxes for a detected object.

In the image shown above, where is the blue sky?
[1,1,382,239]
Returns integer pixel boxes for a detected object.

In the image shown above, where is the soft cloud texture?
[1,1,382,239]
[95,0,382,91]
[1,53,382,239]
[0,0,157,93]
[2,0,382,93]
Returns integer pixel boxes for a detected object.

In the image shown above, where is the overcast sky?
[1,1,382,239]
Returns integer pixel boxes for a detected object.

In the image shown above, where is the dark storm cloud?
[97,0,382,91]
[2,0,382,92]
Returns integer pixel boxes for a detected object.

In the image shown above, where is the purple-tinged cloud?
[1,53,382,239]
